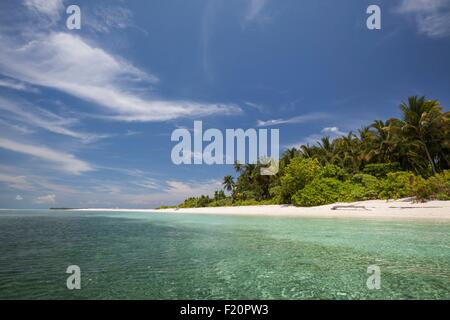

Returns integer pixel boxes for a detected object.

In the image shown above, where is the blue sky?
[0,0,449,208]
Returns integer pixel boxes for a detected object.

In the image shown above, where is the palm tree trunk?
[421,140,436,175]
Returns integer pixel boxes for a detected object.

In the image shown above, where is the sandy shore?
[72,199,450,221]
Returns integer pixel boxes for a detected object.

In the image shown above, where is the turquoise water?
[0,210,449,299]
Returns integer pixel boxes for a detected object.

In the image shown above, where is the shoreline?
[69,199,450,221]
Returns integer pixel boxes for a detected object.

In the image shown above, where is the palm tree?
[333,132,360,172]
[299,144,313,158]
[284,148,298,160]
[369,120,391,163]
[317,136,335,164]
[222,175,235,192]
[233,161,242,173]
[398,96,445,174]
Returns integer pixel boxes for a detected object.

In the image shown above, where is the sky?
[0,0,449,208]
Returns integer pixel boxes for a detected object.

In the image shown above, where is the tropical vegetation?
[172,96,450,208]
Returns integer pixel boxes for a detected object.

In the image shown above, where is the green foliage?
[179,195,212,208]
[232,199,276,206]
[208,198,233,207]
[268,185,283,204]
[350,174,380,200]
[378,172,415,199]
[222,175,235,192]
[292,178,345,206]
[214,190,226,201]
[411,170,450,201]
[171,96,449,209]
[362,163,401,178]
[279,158,321,203]
[319,164,348,181]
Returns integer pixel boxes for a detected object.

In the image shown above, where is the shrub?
[279,158,321,203]
[292,178,344,207]
[179,195,212,208]
[363,163,401,178]
[378,171,415,199]
[411,170,450,201]
[208,198,233,207]
[291,171,384,206]
[268,185,283,204]
[319,164,348,181]
[350,173,380,200]
[158,205,177,209]
[233,199,276,206]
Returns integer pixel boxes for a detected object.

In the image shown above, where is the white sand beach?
[72,198,450,221]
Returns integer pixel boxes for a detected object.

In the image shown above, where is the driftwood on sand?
[331,205,370,211]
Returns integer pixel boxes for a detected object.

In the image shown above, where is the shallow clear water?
[0,210,449,299]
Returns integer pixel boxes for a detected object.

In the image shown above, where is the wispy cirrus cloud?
[0,32,240,122]
[0,118,34,134]
[245,0,268,22]
[0,165,80,192]
[257,112,330,127]
[133,178,160,190]
[0,78,39,93]
[396,0,450,38]
[0,138,93,174]
[23,0,64,26]
[0,97,109,142]
[0,173,35,191]
[83,4,134,33]
[23,0,63,17]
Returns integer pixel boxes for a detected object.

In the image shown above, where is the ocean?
[0,210,449,299]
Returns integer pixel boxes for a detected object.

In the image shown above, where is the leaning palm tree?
[222,175,235,192]
[398,96,445,174]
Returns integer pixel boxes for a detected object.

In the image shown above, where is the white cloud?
[0,165,79,193]
[83,5,134,33]
[396,0,450,37]
[133,178,160,190]
[0,97,108,142]
[285,126,347,149]
[321,127,346,136]
[0,32,240,122]
[397,0,443,12]
[23,0,64,24]
[243,101,265,112]
[15,195,23,201]
[245,0,268,22]
[34,194,56,204]
[62,178,223,208]
[0,78,39,93]
[0,138,93,174]
[0,173,35,191]
[0,118,34,134]
[91,184,122,195]
[164,179,222,198]
[257,112,330,127]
